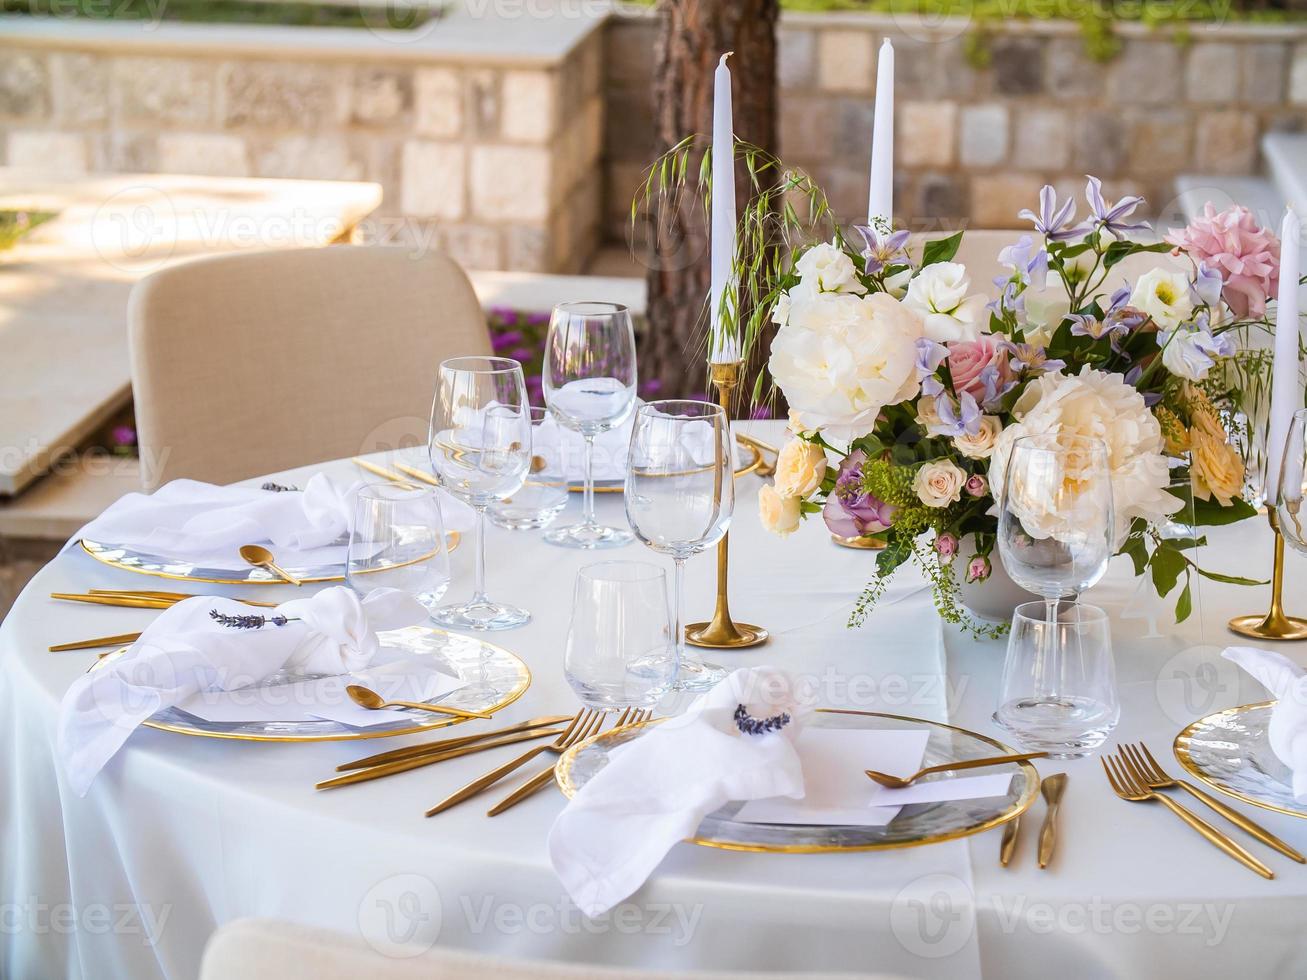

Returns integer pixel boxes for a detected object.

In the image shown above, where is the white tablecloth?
[5,421,1307,979]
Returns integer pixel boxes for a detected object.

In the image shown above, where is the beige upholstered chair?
[128,246,491,489]
[199,918,900,980]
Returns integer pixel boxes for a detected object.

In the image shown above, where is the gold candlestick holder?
[1228,509,1307,641]
[684,360,769,650]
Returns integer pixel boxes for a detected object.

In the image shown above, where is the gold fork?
[486,708,651,816]
[425,708,605,817]
[1123,743,1305,863]
[1102,752,1274,879]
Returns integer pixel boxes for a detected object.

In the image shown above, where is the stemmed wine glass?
[624,400,733,691]
[1277,408,1307,554]
[542,301,638,549]
[427,356,533,631]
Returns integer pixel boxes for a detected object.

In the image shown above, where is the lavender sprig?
[208,609,292,630]
[734,703,791,736]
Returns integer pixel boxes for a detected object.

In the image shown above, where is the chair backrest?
[128,245,491,489]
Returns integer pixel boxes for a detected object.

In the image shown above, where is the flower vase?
[956,538,1035,624]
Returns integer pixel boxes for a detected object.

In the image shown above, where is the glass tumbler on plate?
[346,483,450,611]
[488,407,569,530]
[564,561,677,710]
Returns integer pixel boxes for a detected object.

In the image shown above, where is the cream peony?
[758,483,802,536]
[774,439,827,498]
[902,262,988,343]
[795,241,860,294]
[914,460,967,508]
[1130,267,1194,330]
[991,366,1183,545]
[769,290,925,443]
[954,416,1003,460]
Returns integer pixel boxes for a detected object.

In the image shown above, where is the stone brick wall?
[0,21,604,273]
[603,12,1307,241]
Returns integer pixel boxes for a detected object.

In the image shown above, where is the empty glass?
[488,407,569,530]
[625,400,733,691]
[542,301,638,549]
[996,601,1119,757]
[346,483,451,611]
[1277,408,1307,555]
[428,356,533,631]
[564,561,677,710]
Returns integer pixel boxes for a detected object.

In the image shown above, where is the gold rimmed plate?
[555,709,1039,853]
[573,440,763,494]
[1175,701,1307,819]
[90,625,529,742]
[79,534,459,586]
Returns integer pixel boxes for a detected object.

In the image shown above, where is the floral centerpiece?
[755,178,1268,635]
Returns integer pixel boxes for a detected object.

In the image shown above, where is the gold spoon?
[239,544,302,586]
[346,684,492,721]
[865,751,1047,789]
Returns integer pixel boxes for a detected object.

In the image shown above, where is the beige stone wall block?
[51,53,108,126]
[91,130,158,173]
[471,145,550,223]
[817,31,874,94]
[1107,41,1182,106]
[959,103,1008,169]
[1292,45,1307,105]
[414,68,463,138]
[157,132,249,177]
[504,224,550,273]
[971,173,1046,228]
[352,67,413,126]
[0,52,50,120]
[1126,109,1192,177]
[1196,110,1258,174]
[8,130,87,175]
[401,140,466,220]
[899,101,956,168]
[115,57,216,126]
[442,223,504,271]
[220,61,344,129]
[1012,107,1069,170]
[1186,43,1240,105]
[466,69,501,139]
[252,135,364,181]
[501,69,557,143]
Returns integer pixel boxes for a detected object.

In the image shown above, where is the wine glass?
[1277,408,1307,554]
[542,301,638,549]
[345,483,451,610]
[625,399,733,691]
[488,407,569,530]
[564,561,677,710]
[427,356,533,631]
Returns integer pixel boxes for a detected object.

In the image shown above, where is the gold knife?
[393,462,440,487]
[336,715,572,771]
[1037,772,1068,869]
[49,632,142,652]
[315,727,566,790]
[352,458,418,488]
[1000,815,1020,866]
[90,589,280,608]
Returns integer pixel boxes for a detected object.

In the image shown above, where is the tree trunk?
[643,0,778,402]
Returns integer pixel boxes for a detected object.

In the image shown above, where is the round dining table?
[4,420,1307,980]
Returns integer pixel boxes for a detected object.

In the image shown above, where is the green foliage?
[0,209,55,252]
[921,232,964,268]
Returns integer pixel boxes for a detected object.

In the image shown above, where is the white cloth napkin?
[56,587,427,795]
[65,474,472,570]
[548,668,809,918]
[534,411,637,482]
[1223,645,1307,802]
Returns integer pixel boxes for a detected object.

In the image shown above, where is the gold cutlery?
[90,589,280,608]
[865,750,1047,789]
[1123,742,1305,863]
[315,726,567,790]
[1103,753,1273,879]
[335,715,574,772]
[345,684,492,722]
[52,592,280,610]
[49,632,142,653]
[735,432,778,477]
[999,813,1021,867]
[239,544,302,586]
[486,707,651,817]
[393,462,440,487]
[1036,772,1067,869]
[426,709,605,817]
[352,457,419,489]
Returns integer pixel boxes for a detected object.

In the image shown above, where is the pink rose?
[1166,203,1280,319]
[946,334,1013,405]
[935,532,959,558]
[966,554,992,584]
[965,474,987,497]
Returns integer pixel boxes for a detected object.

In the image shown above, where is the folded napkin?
[548,668,810,917]
[534,410,638,482]
[65,473,472,570]
[1223,646,1307,802]
[57,586,427,795]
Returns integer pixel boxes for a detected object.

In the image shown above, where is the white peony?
[991,366,1183,546]
[795,241,860,295]
[902,262,988,343]
[770,290,925,443]
[1130,267,1194,330]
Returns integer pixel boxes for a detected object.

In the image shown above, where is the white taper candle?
[868,38,894,226]
[1267,206,1302,506]
[709,51,739,364]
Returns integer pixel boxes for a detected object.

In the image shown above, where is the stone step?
[0,458,141,542]
[1262,132,1307,217]
[1173,173,1283,229]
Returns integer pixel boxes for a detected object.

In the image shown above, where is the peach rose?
[1191,429,1245,507]
[913,460,967,509]
[774,439,827,498]
[759,484,802,536]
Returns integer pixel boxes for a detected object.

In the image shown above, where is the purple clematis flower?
[822,451,896,537]
[853,222,911,275]
[1084,175,1150,241]
[999,340,1066,375]
[1019,185,1085,242]
[997,234,1049,289]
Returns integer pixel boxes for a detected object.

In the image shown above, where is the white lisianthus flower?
[1021,275,1072,342]
[990,366,1183,546]
[954,416,1003,460]
[913,459,967,508]
[758,484,802,536]
[1130,267,1194,330]
[769,290,925,443]
[902,262,988,343]
[774,439,827,498]
[795,241,860,294]
[883,267,912,299]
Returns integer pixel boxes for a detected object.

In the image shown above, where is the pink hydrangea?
[1166,204,1280,319]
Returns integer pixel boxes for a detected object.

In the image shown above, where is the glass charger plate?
[92,625,529,742]
[555,708,1039,852]
[576,440,762,493]
[1174,701,1307,819]
[79,534,459,586]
